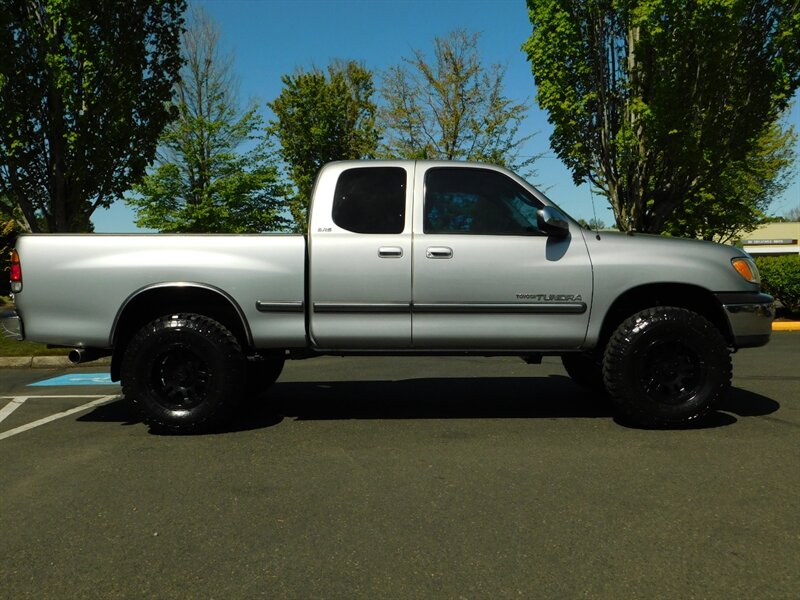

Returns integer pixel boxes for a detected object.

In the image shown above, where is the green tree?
[524,0,800,235]
[380,29,536,173]
[128,9,287,233]
[577,217,607,230]
[269,61,379,232]
[0,0,185,232]
[665,118,797,242]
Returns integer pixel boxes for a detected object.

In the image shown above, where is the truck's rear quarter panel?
[14,234,307,349]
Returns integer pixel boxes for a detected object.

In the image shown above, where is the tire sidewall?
[604,308,730,425]
[122,315,245,431]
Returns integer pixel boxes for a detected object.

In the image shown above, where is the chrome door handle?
[378,246,403,258]
[426,246,453,259]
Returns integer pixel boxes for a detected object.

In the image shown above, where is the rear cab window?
[332,167,407,234]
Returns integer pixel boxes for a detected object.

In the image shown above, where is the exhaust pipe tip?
[68,348,86,364]
[69,348,110,364]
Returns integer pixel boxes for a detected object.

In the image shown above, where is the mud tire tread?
[603,306,731,427]
[121,313,245,433]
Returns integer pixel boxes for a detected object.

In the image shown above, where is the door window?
[424,167,543,235]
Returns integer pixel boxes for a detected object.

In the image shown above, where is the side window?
[424,167,543,235]
[332,167,406,234]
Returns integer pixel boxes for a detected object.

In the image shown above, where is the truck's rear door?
[308,162,413,348]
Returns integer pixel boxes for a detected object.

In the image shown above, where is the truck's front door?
[411,165,593,350]
[309,164,413,349]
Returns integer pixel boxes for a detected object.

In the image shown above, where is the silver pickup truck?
[4,160,774,431]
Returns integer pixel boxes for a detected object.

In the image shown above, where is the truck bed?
[13,234,307,349]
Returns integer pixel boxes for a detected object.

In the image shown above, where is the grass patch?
[0,335,70,357]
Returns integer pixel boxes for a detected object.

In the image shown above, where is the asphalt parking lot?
[1,333,798,598]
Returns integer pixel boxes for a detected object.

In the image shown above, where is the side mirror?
[537,207,570,237]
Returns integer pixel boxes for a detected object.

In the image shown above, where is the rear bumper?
[1,309,23,341]
[715,292,774,348]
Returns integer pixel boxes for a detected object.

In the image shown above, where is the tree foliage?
[524,0,800,235]
[381,29,535,172]
[577,217,608,230]
[0,0,185,232]
[665,118,796,242]
[269,61,379,232]
[128,9,287,233]
[754,255,800,313]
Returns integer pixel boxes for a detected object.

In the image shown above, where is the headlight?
[731,257,760,284]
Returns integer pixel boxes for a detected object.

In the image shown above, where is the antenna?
[589,186,601,240]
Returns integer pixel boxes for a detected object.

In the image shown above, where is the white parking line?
[0,397,28,423]
[0,395,119,442]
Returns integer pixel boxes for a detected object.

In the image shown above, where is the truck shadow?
[78,375,781,433]
[246,376,779,432]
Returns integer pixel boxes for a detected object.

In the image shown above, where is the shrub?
[754,255,800,314]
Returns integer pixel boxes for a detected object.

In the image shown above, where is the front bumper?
[715,292,774,348]
[1,309,23,341]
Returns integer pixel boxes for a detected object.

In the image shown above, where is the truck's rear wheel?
[603,307,731,427]
[121,313,245,433]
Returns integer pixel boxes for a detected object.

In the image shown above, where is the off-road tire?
[603,307,731,427]
[121,313,245,433]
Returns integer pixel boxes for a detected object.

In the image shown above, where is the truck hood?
[580,230,759,294]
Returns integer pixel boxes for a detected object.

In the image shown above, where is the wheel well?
[110,285,251,380]
[597,283,732,351]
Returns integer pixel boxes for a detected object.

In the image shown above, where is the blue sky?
[93,0,799,232]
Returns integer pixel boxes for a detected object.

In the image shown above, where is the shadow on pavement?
[719,386,782,417]
[76,400,140,426]
[617,386,781,430]
[76,375,781,434]
[268,375,607,421]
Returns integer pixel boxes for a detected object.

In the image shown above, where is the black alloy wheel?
[603,306,731,427]
[121,313,245,433]
[640,339,704,405]
[150,343,212,412]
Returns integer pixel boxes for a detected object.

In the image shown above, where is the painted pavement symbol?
[28,373,115,387]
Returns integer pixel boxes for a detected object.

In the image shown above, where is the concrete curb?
[0,356,35,368]
[772,321,800,331]
[0,356,112,369]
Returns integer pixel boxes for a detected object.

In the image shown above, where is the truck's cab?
[308,161,592,351]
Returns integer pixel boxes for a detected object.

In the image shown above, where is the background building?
[740,222,800,256]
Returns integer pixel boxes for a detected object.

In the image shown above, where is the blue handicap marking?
[29,373,115,387]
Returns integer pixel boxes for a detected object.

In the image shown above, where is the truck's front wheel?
[603,307,731,427]
[121,313,245,433]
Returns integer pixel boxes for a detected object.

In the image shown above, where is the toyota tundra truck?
[3,160,774,431]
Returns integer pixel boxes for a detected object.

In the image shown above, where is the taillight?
[10,249,22,293]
